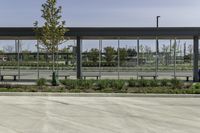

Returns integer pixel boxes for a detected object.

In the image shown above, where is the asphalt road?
[0,96,200,133]
[0,69,193,80]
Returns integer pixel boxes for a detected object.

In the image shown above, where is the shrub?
[170,79,181,89]
[138,80,148,87]
[96,80,110,90]
[160,79,168,86]
[149,80,158,87]
[36,78,47,86]
[61,80,77,90]
[110,80,126,92]
[128,79,136,87]
[192,83,200,89]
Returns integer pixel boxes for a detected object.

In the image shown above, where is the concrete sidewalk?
[0,96,200,133]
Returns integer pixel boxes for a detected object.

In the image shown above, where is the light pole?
[155,16,160,78]
[156,16,160,28]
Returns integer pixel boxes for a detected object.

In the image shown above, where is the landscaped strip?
[0,79,200,94]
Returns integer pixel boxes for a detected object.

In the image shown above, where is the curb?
[0,92,200,97]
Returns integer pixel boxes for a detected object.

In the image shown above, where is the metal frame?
[0,27,199,81]
[99,40,102,79]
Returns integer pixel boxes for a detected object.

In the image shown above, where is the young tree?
[87,48,99,63]
[104,47,116,63]
[119,48,128,63]
[34,0,68,85]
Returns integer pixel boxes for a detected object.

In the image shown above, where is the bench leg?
[14,76,16,81]
[141,76,143,80]
[1,76,3,81]
[65,76,67,80]
[186,77,189,82]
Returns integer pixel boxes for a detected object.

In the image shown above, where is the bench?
[50,74,70,79]
[0,74,18,81]
[172,75,192,81]
[139,75,158,80]
[82,75,101,80]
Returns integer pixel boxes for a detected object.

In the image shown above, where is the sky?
[0,0,200,27]
[0,0,197,52]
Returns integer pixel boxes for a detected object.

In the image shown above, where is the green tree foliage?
[119,48,128,63]
[184,54,192,63]
[22,50,31,61]
[104,47,116,63]
[61,47,70,53]
[127,48,137,57]
[34,0,68,86]
[88,48,99,62]
[34,0,68,71]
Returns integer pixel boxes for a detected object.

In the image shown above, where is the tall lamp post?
[155,16,160,78]
[156,16,160,28]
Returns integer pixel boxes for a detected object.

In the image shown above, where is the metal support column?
[137,37,140,80]
[76,36,82,79]
[174,38,177,79]
[37,40,40,79]
[16,40,20,80]
[117,39,120,80]
[170,39,172,64]
[193,36,199,82]
[56,45,59,76]
[155,37,159,78]
[99,40,102,79]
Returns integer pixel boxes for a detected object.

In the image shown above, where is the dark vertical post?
[184,42,186,57]
[193,36,199,82]
[99,40,102,79]
[37,40,39,79]
[117,39,120,80]
[137,37,140,79]
[76,36,82,79]
[17,40,20,80]
[170,39,172,64]
[155,16,160,79]
[155,37,159,78]
[174,38,177,79]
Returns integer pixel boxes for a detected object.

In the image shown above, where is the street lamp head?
[156,16,161,28]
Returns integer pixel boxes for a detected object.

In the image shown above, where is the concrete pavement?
[0,96,200,133]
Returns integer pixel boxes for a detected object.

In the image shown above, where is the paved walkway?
[0,96,200,133]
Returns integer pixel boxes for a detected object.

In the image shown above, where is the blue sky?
[0,0,200,27]
[0,0,197,52]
